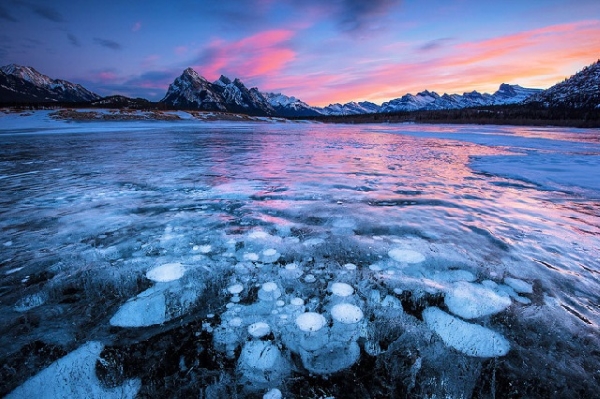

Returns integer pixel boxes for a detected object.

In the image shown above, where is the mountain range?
[1,60,599,116]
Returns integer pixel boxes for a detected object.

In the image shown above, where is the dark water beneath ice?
[1,122,599,397]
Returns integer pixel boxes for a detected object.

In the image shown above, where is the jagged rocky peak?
[214,75,232,86]
[160,67,275,115]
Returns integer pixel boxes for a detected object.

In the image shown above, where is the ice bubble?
[248,322,271,338]
[262,248,280,263]
[304,274,316,283]
[296,312,326,332]
[504,277,533,294]
[14,292,47,312]
[146,262,185,282]
[280,263,303,280]
[258,282,282,301]
[380,295,403,310]
[263,388,282,399]
[6,341,141,399]
[344,263,357,271]
[423,307,510,358]
[432,269,476,283]
[248,230,270,240]
[229,317,243,328]
[243,253,259,262]
[444,281,512,319]
[330,282,354,297]
[237,341,288,385]
[369,264,382,271]
[303,238,325,246]
[300,341,360,375]
[393,288,403,295]
[276,300,285,307]
[388,248,425,264]
[331,304,364,324]
[227,283,244,295]
[291,297,305,306]
[198,244,212,254]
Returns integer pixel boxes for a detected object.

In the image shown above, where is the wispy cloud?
[67,33,80,47]
[93,38,122,50]
[417,38,453,52]
[31,4,64,22]
[0,5,17,22]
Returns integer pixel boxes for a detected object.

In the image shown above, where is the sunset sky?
[1,0,599,106]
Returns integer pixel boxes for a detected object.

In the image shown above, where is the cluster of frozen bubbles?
[8,228,536,398]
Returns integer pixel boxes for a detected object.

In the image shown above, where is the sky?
[1,0,599,106]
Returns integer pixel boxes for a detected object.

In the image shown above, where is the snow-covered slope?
[160,68,275,116]
[262,92,321,116]
[0,64,100,103]
[526,60,600,109]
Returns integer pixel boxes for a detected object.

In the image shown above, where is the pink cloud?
[192,30,296,83]
[290,20,600,106]
[132,21,142,32]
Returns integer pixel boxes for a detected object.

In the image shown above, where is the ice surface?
[444,281,512,319]
[423,307,510,358]
[6,342,141,399]
[1,121,599,396]
[238,340,289,385]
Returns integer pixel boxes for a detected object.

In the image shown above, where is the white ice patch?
[423,307,510,358]
[504,277,533,294]
[6,341,141,399]
[444,281,512,319]
[146,262,185,282]
[388,248,425,264]
[110,285,167,327]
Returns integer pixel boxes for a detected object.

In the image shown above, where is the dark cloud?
[67,33,80,47]
[0,5,18,22]
[335,0,401,33]
[94,38,122,50]
[31,4,65,22]
[418,38,453,52]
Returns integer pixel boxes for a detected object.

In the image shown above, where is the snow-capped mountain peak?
[160,68,275,115]
[0,64,100,103]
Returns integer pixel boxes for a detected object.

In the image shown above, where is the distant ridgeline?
[1,60,599,127]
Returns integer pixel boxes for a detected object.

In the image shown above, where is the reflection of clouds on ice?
[1,122,599,397]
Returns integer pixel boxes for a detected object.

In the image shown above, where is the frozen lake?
[1,120,599,397]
